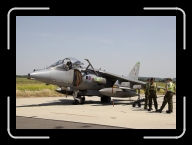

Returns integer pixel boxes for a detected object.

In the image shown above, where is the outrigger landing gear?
[132,98,145,107]
[72,91,85,105]
[132,89,144,107]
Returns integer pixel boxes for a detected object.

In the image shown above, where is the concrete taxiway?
[16,95,176,129]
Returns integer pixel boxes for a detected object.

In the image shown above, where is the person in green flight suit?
[144,78,150,109]
[158,78,176,113]
[148,78,158,111]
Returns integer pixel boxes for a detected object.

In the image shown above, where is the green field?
[16,77,174,97]
[16,77,58,91]
[16,77,64,97]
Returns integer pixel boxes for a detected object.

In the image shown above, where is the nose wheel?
[82,96,85,101]
[72,91,85,105]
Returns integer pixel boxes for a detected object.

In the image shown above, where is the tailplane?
[127,62,140,80]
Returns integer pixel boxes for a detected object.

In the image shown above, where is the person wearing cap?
[158,78,176,113]
[144,78,150,109]
[148,78,158,111]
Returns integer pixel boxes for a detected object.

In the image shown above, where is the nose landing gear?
[72,91,86,105]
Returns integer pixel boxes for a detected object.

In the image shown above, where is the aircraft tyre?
[78,96,85,104]
[106,96,111,103]
[132,103,136,107]
[73,96,84,105]
[101,96,111,103]
[73,100,80,105]
[101,97,105,103]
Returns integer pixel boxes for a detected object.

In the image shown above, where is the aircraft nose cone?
[29,70,50,82]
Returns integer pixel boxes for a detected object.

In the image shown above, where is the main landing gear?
[72,91,85,105]
[100,96,111,103]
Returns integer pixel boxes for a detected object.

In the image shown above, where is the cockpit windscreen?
[47,60,63,68]
[47,57,84,69]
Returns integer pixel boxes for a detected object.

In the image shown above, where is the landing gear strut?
[72,91,85,105]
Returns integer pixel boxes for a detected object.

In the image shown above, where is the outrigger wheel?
[132,98,142,107]
[132,89,142,107]
[132,102,141,107]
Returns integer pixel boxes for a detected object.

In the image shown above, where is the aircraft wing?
[85,59,145,86]
[97,70,146,85]
[88,68,167,92]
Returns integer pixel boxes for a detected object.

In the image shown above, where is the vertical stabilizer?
[127,62,140,80]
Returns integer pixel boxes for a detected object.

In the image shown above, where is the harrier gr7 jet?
[27,57,159,105]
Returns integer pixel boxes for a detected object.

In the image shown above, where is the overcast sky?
[16,16,176,78]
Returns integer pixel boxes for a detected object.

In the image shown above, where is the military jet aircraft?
[27,57,160,105]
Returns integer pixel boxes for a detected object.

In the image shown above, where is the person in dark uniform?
[144,78,150,109]
[68,61,72,69]
[158,78,176,113]
[148,78,158,111]
[65,62,69,71]
[65,61,72,71]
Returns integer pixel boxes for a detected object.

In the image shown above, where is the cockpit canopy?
[47,60,63,68]
[64,57,84,66]
[47,57,84,70]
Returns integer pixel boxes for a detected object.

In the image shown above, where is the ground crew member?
[158,78,176,113]
[148,78,158,111]
[144,78,150,109]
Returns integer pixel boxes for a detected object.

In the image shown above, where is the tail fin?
[127,62,140,80]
